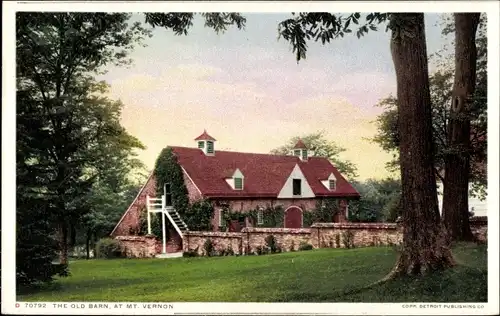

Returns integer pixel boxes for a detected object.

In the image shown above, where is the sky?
[100,13,452,181]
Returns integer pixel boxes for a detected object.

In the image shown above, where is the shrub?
[95,238,124,259]
[341,231,355,249]
[183,246,199,257]
[255,246,269,255]
[225,246,235,256]
[265,235,279,253]
[203,239,216,257]
[298,242,313,251]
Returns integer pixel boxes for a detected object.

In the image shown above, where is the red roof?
[293,139,308,149]
[170,146,360,199]
[194,130,216,141]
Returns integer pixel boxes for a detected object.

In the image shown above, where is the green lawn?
[19,243,487,302]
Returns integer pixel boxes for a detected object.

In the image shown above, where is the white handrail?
[161,195,184,239]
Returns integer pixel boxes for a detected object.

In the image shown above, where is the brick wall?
[111,173,157,237]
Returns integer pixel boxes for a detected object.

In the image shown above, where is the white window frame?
[218,208,224,227]
[257,208,264,225]
[329,179,336,191]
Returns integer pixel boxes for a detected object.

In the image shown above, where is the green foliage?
[184,199,214,231]
[264,235,281,254]
[277,13,389,62]
[349,178,402,222]
[153,148,215,231]
[270,131,358,179]
[16,12,149,283]
[145,13,246,35]
[298,242,313,251]
[182,248,199,258]
[137,206,163,237]
[371,14,488,199]
[342,231,355,249]
[154,147,190,214]
[95,238,125,259]
[203,239,216,257]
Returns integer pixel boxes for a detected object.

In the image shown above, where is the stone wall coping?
[114,235,156,241]
[184,231,243,238]
[310,222,398,230]
[241,227,311,234]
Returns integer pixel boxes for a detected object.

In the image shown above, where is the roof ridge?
[169,145,331,161]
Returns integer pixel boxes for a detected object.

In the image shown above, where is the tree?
[270,131,358,179]
[349,178,401,222]
[371,14,487,241]
[441,13,482,241]
[16,12,150,279]
[145,12,457,275]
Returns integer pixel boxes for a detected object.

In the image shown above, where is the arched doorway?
[284,206,303,228]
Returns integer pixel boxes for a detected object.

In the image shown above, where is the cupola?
[290,138,309,161]
[195,130,216,156]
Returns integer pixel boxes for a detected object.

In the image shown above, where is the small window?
[234,177,243,190]
[198,141,205,149]
[301,149,308,160]
[293,149,301,157]
[218,209,225,226]
[293,179,302,196]
[207,141,214,153]
[329,179,336,190]
[257,208,264,225]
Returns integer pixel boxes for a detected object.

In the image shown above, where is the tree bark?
[59,222,69,265]
[388,13,455,276]
[86,229,91,260]
[442,13,481,241]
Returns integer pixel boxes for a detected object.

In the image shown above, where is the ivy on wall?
[152,147,214,231]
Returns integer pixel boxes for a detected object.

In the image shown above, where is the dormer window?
[226,168,244,190]
[234,177,243,190]
[293,179,302,196]
[322,173,337,191]
[302,150,308,160]
[329,179,336,190]
[293,149,301,157]
[198,141,205,149]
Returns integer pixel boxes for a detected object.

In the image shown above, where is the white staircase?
[146,193,189,257]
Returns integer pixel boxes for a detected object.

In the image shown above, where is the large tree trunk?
[86,229,91,260]
[442,13,481,241]
[389,13,455,276]
[59,222,69,265]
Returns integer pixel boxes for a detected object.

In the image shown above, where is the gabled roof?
[293,139,308,149]
[170,146,359,199]
[194,130,216,141]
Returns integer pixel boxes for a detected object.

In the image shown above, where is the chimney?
[194,130,216,156]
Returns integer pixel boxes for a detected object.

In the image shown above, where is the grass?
[18,243,487,302]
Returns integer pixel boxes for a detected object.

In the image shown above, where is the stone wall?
[184,231,243,255]
[242,227,312,252]
[182,223,403,255]
[115,235,157,258]
[310,223,402,248]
